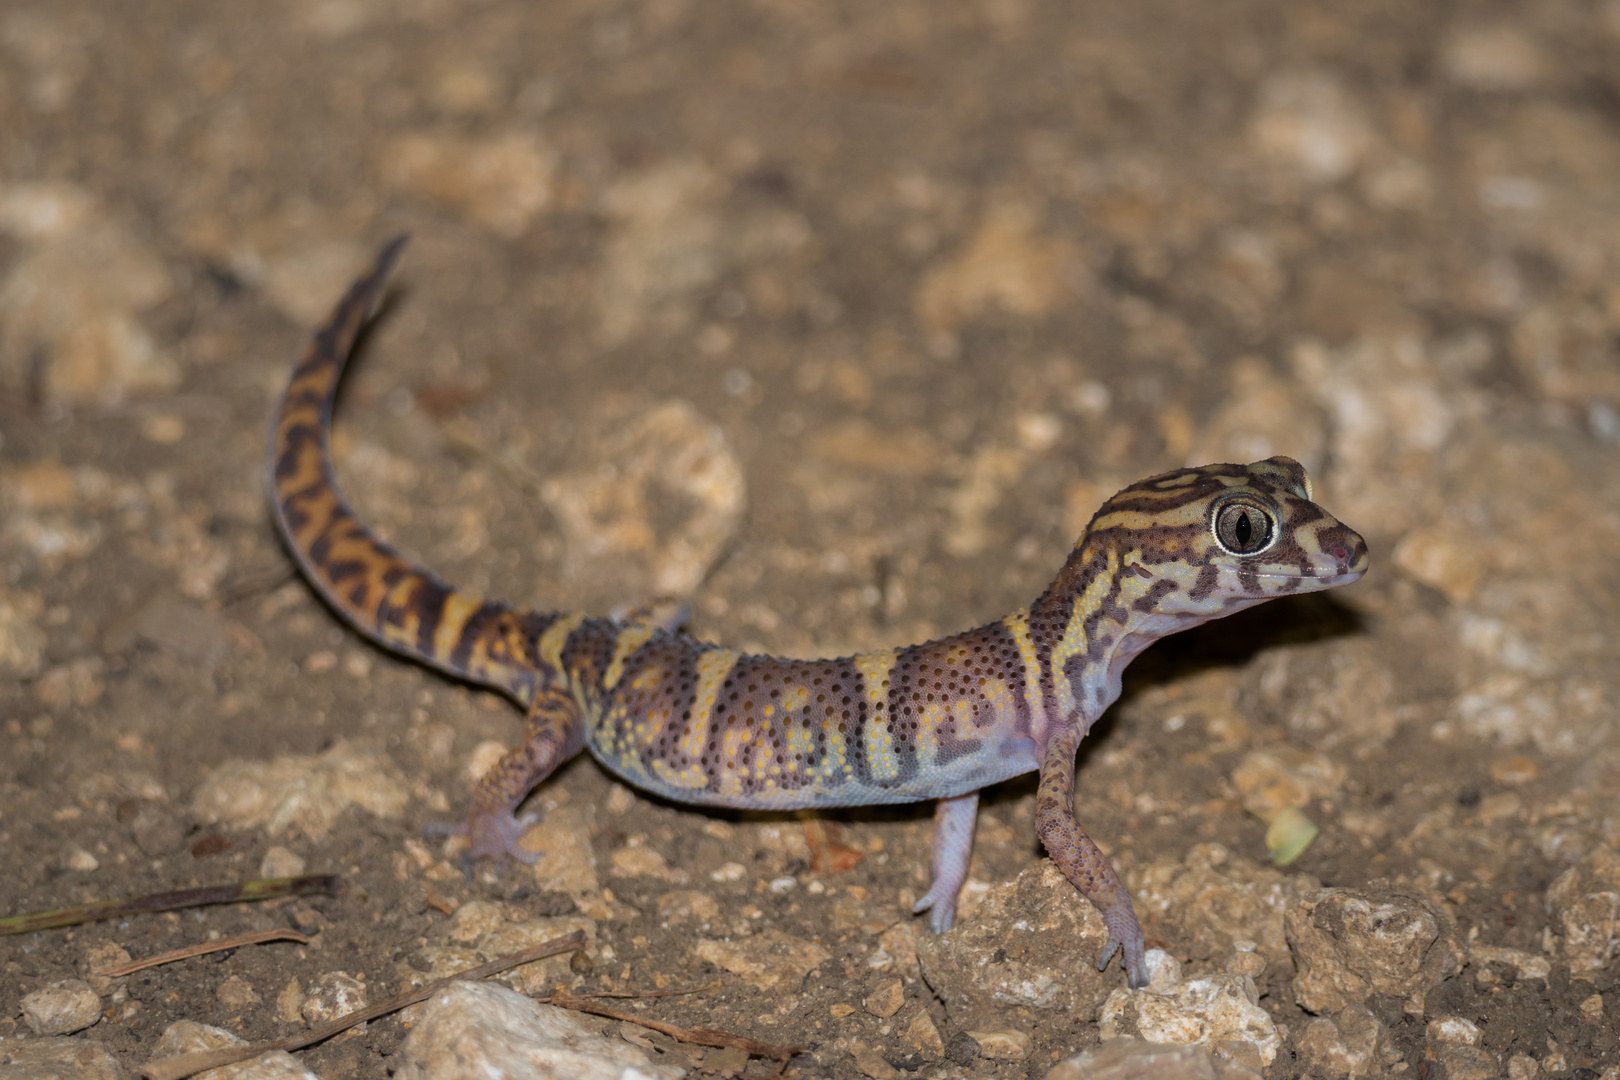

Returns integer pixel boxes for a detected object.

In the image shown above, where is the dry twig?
[0,876,340,936]
[100,930,310,977]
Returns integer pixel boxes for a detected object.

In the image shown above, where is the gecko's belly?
[586,732,1039,810]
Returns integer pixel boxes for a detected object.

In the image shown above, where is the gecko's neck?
[1029,537,1206,738]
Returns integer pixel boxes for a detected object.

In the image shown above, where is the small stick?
[562,979,721,1000]
[547,991,800,1064]
[100,930,311,977]
[0,876,341,936]
[140,930,586,1080]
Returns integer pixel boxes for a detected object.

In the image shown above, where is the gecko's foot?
[425,809,542,873]
[1096,905,1149,990]
[912,884,959,934]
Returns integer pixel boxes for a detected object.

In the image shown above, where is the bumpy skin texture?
[271,239,1370,989]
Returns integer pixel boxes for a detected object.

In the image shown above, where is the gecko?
[271,236,1369,989]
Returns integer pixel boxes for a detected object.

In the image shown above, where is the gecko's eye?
[1212,498,1276,556]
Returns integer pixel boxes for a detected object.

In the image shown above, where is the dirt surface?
[3,0,1620,1077]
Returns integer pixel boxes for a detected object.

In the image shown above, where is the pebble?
[900,1010,943,1059]
[692,930,830,992]
[0,1036,123,1080]
[849,1041,898,1079]
[1425,1015,1499,1080]
[1293,1003,1390,1079]
[1284,884,1464,1016]
[153,1019,318,1079]
[1469,943,1551,983]
[1230,747,1344,822]
[965,1029,1029,1062]
[299,971,367,1025]
[1545,842,1620,977]
[519,804,608,917]
[916,863,1116,1026]
[259,845,307,879]
[20,979,102,1036]
[1098,962,1279,1070]
[191,739,409,840]
[394,981,684,1080]
[863,977,904,1018]
[1046,1037,1261,1080]
[217,975,261,1008]
[81,943,131,996]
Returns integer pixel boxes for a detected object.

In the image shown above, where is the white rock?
[394,980,685,1080]
[1427,1016,1481,1045]
[1099,971,1280,1069]
[154,1019,318,1079]
[20,980,102,1035]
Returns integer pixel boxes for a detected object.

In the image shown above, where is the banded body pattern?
[271,239,1369,991]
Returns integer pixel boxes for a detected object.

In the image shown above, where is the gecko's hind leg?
[912,791,979,933]
[427,683,586,870]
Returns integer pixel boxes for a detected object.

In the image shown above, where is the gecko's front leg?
[430,682,587,868]
[912,791,979,932]
[1035,724,1148,989]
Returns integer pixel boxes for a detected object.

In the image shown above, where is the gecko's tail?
[268,236,548,702]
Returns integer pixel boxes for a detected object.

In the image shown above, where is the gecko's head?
[1080,457,1369,606]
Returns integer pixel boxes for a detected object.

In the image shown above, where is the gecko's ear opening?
[1258,456,1313,502]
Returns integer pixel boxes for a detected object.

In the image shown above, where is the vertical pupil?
[1235,511,1252,546]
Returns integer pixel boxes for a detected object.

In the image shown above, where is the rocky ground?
[3,0,1620,1077]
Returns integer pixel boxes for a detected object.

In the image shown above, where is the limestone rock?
[1546,843,1620,978]
[20,980,101,1036]
[1098,955,1279,1070]
[394,980,684,1080]
[917,862,1116,1026]
[1285,884,1464,1015]
[1293,1004,1390,1079]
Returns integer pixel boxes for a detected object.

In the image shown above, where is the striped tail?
[269,236,544,703]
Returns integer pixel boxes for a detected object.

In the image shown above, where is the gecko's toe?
[428,809,543,872]
[1097,906,1149,989]
[912,886,958,934]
